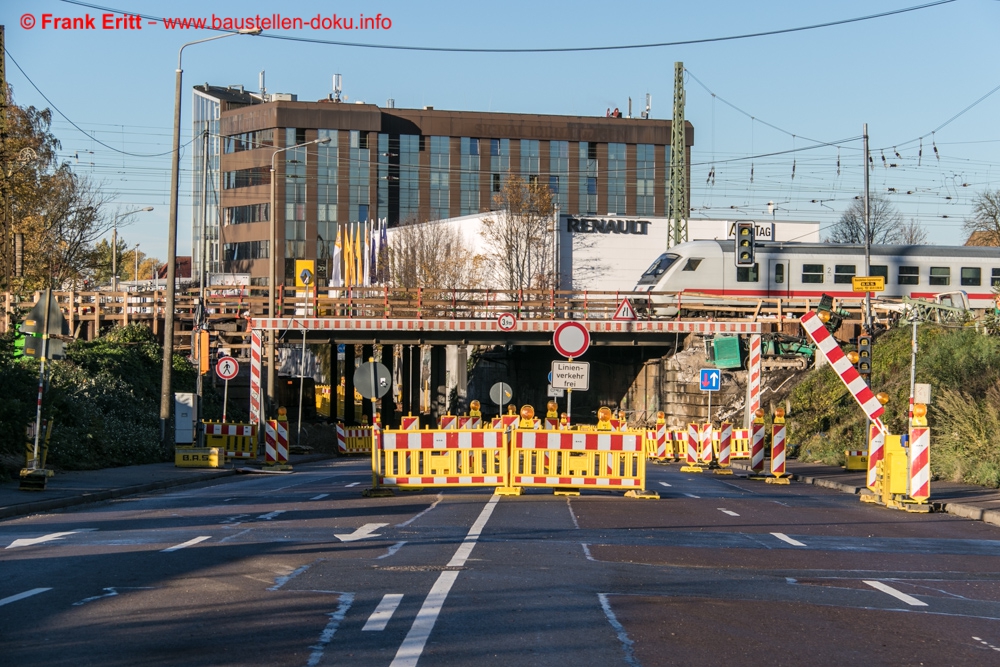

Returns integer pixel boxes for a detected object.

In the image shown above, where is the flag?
[344,225,354,288]
[330,225,343,287]
[354,224,363,286]
[368,220,377,286]
[378,218,388,283]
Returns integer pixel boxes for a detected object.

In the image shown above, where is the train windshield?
[637,253,680,286]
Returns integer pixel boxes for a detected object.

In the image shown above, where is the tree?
[963,189,1000,246]
[387,217,483,290]
[898,218,928,245]
[480,173,556,290]
[827,194,905,245]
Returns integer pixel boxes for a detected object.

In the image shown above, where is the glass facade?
[377,134,420,225]
[607,143,627,215]
[349,130,370,223]
[549,140,569,212]
[521,139,540,185]
[578,142,598,215]
[460,137,480,215]
[284,128,307,269]
[317,129,339,270]
[490,138,510,206]
[429,136,450,221]
[192,92,221,278]
[636,144,655,215]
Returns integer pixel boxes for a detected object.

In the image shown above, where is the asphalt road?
[2,459,999,666]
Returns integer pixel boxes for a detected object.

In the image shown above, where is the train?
[634,240,1000,314]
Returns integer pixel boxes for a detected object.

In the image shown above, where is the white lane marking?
[258,510,286,521]
[306,593,355,667]
[391,495,500,667]
[218,528,253,543]
[598,594,641,667]
[0,588,51,607]
[396,493,444,528]
[683,493,700,499]
[335,523,389,542]
[718,508,740,516]
[346,482,360,487]
[311,494,329,501]
[566,497,581,529]
[6,531,84,549]
[363,593,405,631]
[771,532,806,547]
[581,543,595,562]
[161,536,211,552]
[220,514,248,525]
[972,636,1000,651]
[864,580,928,607]
[658,482,672,487]
[73,587,119,606]
[269,563,313,591]
[377,541,407,560]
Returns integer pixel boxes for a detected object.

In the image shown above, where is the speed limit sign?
[497,312,517,332]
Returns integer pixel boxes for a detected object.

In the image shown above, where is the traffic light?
[735,221,755,267]
[857,335,872,378]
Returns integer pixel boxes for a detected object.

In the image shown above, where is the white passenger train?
[634,240,1000,311]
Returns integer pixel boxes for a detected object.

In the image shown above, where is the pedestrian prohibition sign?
[216,356,240,381]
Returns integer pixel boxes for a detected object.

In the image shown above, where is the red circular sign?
[215,356,240,381]
[497,312,517,332]
[553,321,590,359]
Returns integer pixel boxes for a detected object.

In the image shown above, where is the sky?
[5,0,1000,261]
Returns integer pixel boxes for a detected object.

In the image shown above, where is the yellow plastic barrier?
[374,429,507,488]
[315,384,332,418]
[844,449,867,471]
[337,422,374,455]
[203,422,257,459]
[175,447,223,468]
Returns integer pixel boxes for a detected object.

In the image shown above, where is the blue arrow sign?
[699,368,721,392]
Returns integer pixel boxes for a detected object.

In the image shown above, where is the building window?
[430,136,450,221]
[349,130,370,222]
[520,139,540,180]
[929,266,950,286]
[549,140,569,212]
[898,266,919,285]
[607,143,626,215]
[223,166,270,189]
[490,138,509,205]
[225,203,269,225]
[223,240,269,261]
[377,134,419,225]
[578,142,597,215]
[224,129,274,153]
[317,129,338,224]
[460,137,480,215]
[834,264,856,284]
[961,267,981,286]
[737,264,759,282]
[284,128,307,261]
[802,264,824,284]
[636,144,655,215]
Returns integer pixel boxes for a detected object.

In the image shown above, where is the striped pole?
[908,426,931,502]
[750,423,765,473]
[686,423,699,464]
[867,422,885,491]
[746,334,762,428]
[699,423,713,464]
[275,417,289,464]
[249,330,262,425]
[655,423,667,459]
[770,423,786,477]
[717,423,732,468]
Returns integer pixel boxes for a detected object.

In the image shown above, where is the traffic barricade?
[457,415,482,429]
[315,384,332,418]
[509,430,658,498]
[714,423,733,474]
[374,429,508,489]
[730,428,751,459]
[766,409,789,484]
[439,415,458,430]
[866,422,885,491]
[264,415,290,469]
[336,422,374,455]
[203,421,257,459]
[400,415,420,430]
[680,423,702,472]
[844,449,867,471]
[699,423,713,465]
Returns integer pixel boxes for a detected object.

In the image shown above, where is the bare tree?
[480,174,556,290]
[963,189,1000,246]
[827,194,905,245]
[387,217,483,290]
[898,218,928,245]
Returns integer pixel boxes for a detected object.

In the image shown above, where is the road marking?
[598,594,640,667]
[161,536,211,552]
[864,580,928,607]
[377,541,407,560]
[658,482,672,487]
[306,593,354,667]
[6,531,83,549]
[258,510,286,520]
[771,532,806,547]
[391,495,500,667]
[0,588,51,607]
[718,508,740,516]
[363,594,404,631]
[335,523,389,542]
[269,563,313,591]
[311,494,329,500]
[346,482,360,487]
[683,493,700,499]
[972,636,1000,652]
[581,543,595,562]
[396,493,444,528]
[566,497,580,529]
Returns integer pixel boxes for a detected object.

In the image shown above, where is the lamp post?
[134,243,141,282]
[160,28,260,444]
[112,207,153,292]
[266,136,330,417]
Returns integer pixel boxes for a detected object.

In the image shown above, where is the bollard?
[680,423,703,473]
[699,423,713,465]
[714,423,733,475]
[766,408,790,484]
[906,403,931,509]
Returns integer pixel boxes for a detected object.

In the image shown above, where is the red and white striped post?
[767,409,789,484]
[908,404,931,504]
[745,334,762,427]
[249,330,262,426]
[715,422,733,474]
[681,423,702,472]
[750,417,766,475]
[699,423,713,464]
[867,422,885,491]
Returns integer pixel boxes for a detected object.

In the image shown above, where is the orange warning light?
[875,392,889,405]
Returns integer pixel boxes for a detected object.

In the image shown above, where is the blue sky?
[5,0,1000,260]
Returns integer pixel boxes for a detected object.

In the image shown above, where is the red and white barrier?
[544,417,559,430]
[746,334,762,426]
[457,416,482,429]
[867,422,885,491]
[438,415,458,430]
[400,415,419,430]
[717,423,732,467]
[249,330,262,425]
[382,430,502,450]
[685,423,699,464]
[336,422,347,453]
[750,423,765,472]
[511,431,644,488]
[699,423,713,464]
[771,423,786,476]
[379,429,505,486]
[909,426,930,501]
[264,419,287,464]
[204,423,255,437]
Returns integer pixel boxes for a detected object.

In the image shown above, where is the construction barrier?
[682,423,700,468]
[376,429,507,487]
[715,423,733,473]
[844,449,867,472]
[439,415,458,430]
[204,422,257,459]
[315,384,332,418]
[909,426,931,503]
[729,429,751,459]
[175,447,223,468]
[750,422,766,474]
[671,430,686,460]
[767,419,789,484]
[867,422,885,490]
[337,422,375,455]
[400,415,420,430]
[264,418,289,467]
[457,416,482,429]
[699,423,713,465]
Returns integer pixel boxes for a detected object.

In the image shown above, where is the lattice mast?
[667,61,688,248]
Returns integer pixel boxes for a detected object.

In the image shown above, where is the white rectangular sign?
[551,361,590,390]
[547,384,565,398]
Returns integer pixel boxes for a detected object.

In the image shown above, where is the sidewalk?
[0,454,333,521]
[736,459,1000,527]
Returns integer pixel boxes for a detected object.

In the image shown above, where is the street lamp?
[160,28,261,444]
[112,206,153,292]
[266,136,331,415]
[134,243,141,282]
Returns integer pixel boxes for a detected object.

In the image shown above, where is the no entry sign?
[553,321,590,359]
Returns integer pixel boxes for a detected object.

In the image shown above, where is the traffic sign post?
[700,368,721,424]
[497,312,517,332]
[216,356,240,422]
[489,381,513,414]
[553,322,591,423]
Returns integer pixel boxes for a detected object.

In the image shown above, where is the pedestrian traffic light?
[857,335,872,377]
[735,221,755,267]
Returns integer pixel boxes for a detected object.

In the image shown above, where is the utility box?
[712,336,743,369]
[174,392,196,444]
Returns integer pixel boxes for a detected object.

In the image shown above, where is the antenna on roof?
[259,70,267,102]
[642,93,651,119]
[627,97,632,119]
[333,74,342,102]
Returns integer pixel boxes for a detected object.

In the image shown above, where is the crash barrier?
[375,429,507,487]
[336,422,375,455]
[203,421,257,459]
[264,417,289,467]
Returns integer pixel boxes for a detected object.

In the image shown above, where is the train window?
[993,269,1000,287]
[774,264,785,284]
[682,258,703,272]
[961,267,981,286]
[898,266,919,285]
[834,265,856,284]
[639,253,679,279]
[737,264,759,282]
[871,265,888,280]
[802,264,824,284]
[929,267,950,286]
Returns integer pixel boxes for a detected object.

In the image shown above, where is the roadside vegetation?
[789,323,1000,488]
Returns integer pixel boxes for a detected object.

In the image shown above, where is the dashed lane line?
[972,636,1000,652]
[258,510,286,520]
[683,493,700,499]
[363,594,405,631]
[311,494,329,500]
[161,536,211,552]
[0,588,51,607]
[771,532,806,547]
[864,580,928,607]
[346,482,360,487]
[658,482,672,487]
[718,508,740,516]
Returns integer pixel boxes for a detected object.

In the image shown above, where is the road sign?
[547,385,565,398]
[21,291,69,336]
[612,297,637,321]
[699,368,721,392]
[551,361,590,390]
[215,356,240,381]
[295,259,315,287]
[497,312,517,331]
[553,321,590,359]
[354,361,392,400]
[489,381,513,406]
[852,276,885,292]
